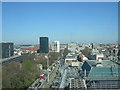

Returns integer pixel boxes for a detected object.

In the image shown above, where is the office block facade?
[0,42,14,59]
[40,37,49,53]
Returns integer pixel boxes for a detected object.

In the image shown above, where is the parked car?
[39,74,45,81]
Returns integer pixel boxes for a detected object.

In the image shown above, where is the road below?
[44,63,60,88]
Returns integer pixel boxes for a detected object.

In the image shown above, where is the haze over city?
[2,2,118,44]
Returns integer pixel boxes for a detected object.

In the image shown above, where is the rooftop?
[88,67,120,77]
[87,60,119,68]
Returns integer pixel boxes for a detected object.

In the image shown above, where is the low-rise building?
[65,54,77,65]
[90,53,104,60]
[60,44,67,50]
[81,60,120,89]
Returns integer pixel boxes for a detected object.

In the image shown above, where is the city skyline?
[2,2,118,45]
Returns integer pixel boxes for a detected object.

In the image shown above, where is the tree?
[81,47,92,59]
[48,52,61,60]
[63,48,70,58]
[2,54,44,88]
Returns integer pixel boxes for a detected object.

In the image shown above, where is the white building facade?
[51,41,60,52]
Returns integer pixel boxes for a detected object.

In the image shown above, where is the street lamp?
[45,54,49,82]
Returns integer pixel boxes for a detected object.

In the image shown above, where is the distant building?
[91,43,99,49]
[65,54,77,65]
[60,44,67,50]
[68,42,78,53]
[90,54,104,60]
[39,37,49,53]
[91,49,99,55]
[51,41,60,52]
[0,42,14,59]
[91,43,94,49]
[14,45,40,55]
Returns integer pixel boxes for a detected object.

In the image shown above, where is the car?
[39,74,45,80]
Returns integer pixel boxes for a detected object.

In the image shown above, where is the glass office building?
[40,37,49,53]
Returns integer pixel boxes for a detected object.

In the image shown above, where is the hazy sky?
[2,2,118,45]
